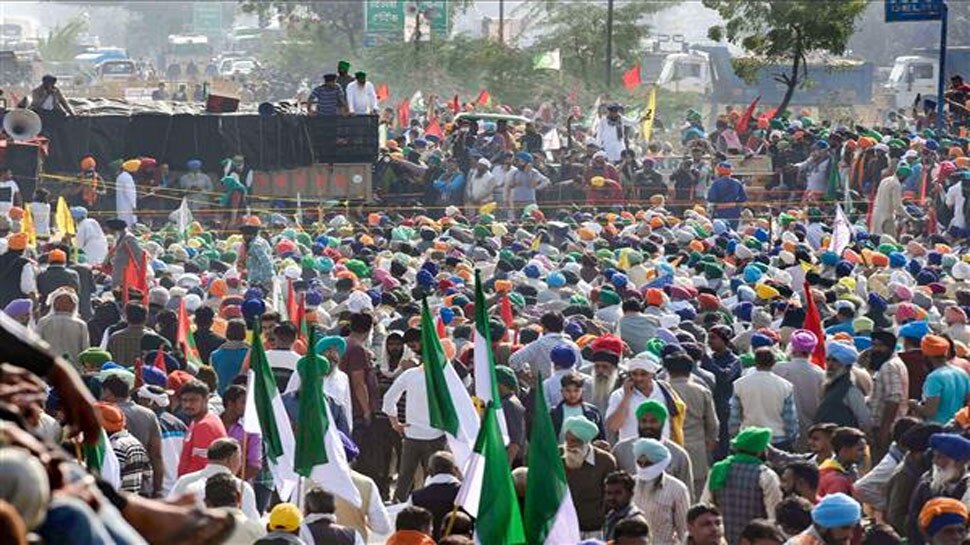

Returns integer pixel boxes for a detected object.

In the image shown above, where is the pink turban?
[790,329,818,354]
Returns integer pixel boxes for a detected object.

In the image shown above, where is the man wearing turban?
[700,426,782,545]
[630,438,690,544]
[612,399,693,500]
[815,341,870,428]
[786,492,861,545]
[773,329,826,450]
[561,415,617,535]
[865,330,909,458]
[177,159,213,211]
[115,158,139,227]
[906,433,970,545]
[911,335,970,424]
[885,422,943,534]
[919,497,968,545]
[98,401,154,495]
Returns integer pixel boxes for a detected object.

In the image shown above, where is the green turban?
[345,259,370,279]
[507,292,525,310]
[635,400,668,426]
[740,352,756,368]
[704,262,724,280]
[731,426,772,454]
[315,335,347,357]
[896,165,913,179]
[298,353,331,377]
[79,348,112,370]
[562,415,598,443]
[337,60,350,71]
[598,289,621,306]
[645,338,666,357]
[708,426,773,492]
[495,365,518,390]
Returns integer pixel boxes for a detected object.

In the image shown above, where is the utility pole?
[606,0,614,87]
[498,0,505,45]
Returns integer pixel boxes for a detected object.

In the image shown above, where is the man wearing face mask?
[906,433,970,545]
[561,415,616,538]
[612,400,693,500]
[630,438,689,544]
[786,492,861,545]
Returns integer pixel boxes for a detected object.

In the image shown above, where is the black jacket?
[550,401,604,441]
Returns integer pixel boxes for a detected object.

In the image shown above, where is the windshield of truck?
[888,62,904,84]
[675,61,702,80]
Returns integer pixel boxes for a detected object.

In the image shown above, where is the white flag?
[831,204,852,257]
[534,49,562,71]
[169,197,193,238]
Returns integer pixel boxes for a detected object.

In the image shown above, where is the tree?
[527,0,674,92]
[703,0,867,117]
[38,17,88,62]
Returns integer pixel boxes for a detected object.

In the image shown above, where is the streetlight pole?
[606,0,614,87]
[498,0,505,45]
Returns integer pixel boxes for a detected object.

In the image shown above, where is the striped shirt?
[631,473,690,545]
[311,84,346,116]
[868,357,909,429]
[110,430,153,496]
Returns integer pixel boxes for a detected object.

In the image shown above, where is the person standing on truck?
[707,162,747,229]
[945,75,970,127]
[29,75,73,136]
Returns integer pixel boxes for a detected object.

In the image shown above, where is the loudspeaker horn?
[3,109,41,141]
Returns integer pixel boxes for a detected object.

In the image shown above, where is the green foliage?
[528,0,672,91]
[38,18,88,62]
[702,0,867,114]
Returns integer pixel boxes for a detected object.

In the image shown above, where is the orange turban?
[7,233,27,251]
[209,278,228,298]
[921,334,951,357]
[96,401,126,433]
[919,497,968,537]
[644,288,665,307]
[494,280,513,293]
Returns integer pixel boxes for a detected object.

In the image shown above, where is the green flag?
[456,402,526,545]
[524,375,581,543]
[248,320,284,462]
[295,327,329,472]
[421,298,459,435]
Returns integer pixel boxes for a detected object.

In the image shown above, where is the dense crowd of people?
[4,59,970,545]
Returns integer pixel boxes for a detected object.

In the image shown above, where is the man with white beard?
[585,335,625,417]
[906,433,970,545]
[561,415,616,539]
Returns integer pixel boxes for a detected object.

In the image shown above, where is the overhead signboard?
[885,0,944,22]
[365,0,449,46]
[193,3,224,36]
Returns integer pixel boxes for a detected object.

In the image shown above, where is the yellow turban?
[122,159,141,173]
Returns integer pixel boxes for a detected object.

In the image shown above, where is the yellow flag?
[530,234,541,252]
[21,204,35,247]
[642,85,657,143]
[56,196,75,236]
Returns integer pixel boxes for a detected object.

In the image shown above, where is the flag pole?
[442,504,461,538]
[240,430,248,481]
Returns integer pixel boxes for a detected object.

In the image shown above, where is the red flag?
[622,64,641,91]
[736,95,761,135]
[153,347,167,373]
[286,280,299,325]
[476,90,491,107]
[122,248,149,306]
[500,293,514,342]
[436,316,447,339]
[295,293,307,344]
[397,99,410,127]
[450,94,460,114]
[802,281,827,368]
[375,83,389,102]
[425,117,443,139]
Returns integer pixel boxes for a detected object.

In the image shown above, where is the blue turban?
[562,415,598,443]
[551,344,576,369]
[751,333,775,349]
[926,139,940,151]
[547,271,566,288]
[868,292,887,313]
[754,228,770,243]
[304,290,322,306]
[889,252,906,268]
[141,366,167,387]
[820,251,840,266]
[244,287,264,301]
[611,273,628,289]
[186,159,202,170]
[928,251,942,266]
[315,335,347,357]
[898,320,929,340]
[826,341,859,366]
[930,433,970,462]
[916,269,938,285]
[515,151,533,164]
[242,298,266,322]
[812,493,861,529]
[421,261,439,277]
[734,302,753,322]
[743,264,763,284]
[317,256,334,273]
[523,264,541,279]
[835,260,854,278]
[70,206,88,220]
[417,269,435,287]
[632,438,670,464]
[675,307,697,321]
[564,321,584,340]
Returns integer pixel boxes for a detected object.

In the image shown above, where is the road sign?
[885,0,944,22]
[193,3,224,36]
[365,0,449,45]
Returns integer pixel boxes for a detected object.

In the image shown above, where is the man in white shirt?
[115,160,139,227]
[346,71,378,115]
[606,352,671,442]
[285,335,353,433]
[265,322,302,392]
[168,438,260,521]
[72,207,108,264]
[382,361,447,503]
[945,175,969,231]
[0,167,22,218]
[464,157,497,214]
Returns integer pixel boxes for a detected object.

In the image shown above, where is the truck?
[656,44,875,110]
[884,47,970,110]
